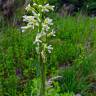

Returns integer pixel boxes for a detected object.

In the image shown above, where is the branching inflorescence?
[21,2,55,96]
[21,3,55,54]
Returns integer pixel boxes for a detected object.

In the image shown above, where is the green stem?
[38,6,46,96]
[40,60,46,96]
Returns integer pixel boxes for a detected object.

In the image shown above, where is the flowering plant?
[21,2,55,96]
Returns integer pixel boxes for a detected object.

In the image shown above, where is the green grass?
[0,13,96,95]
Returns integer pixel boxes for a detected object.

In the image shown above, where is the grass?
[0,13,96,95]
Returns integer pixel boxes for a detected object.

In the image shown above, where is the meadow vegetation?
[0,0,96,96]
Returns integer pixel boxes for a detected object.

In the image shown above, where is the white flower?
[50,29,56,36]
[22,3,55,55]
[21,25,32,32]
[25,4,32,11]
[42,17,53,31]
[41,30,46,36]
[23,15,40,24]
[32,11,41,22]
[40,3,55,12]
[23,15,35,22]
[34,33,42,45]
[33,3,37,6]
[47,45,53,53]
[38,5,43,8]
[44,17,53,25]
[26,3,55,13]
[47,76,62,86]
[42,24,50,31]
[22,14,40,31]
[42,8,49,12]
[45,4,54,11]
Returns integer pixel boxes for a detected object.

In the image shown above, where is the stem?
[40,60,46,96]
[38,8,46,96]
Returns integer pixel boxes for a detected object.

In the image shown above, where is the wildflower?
[22,3,55,54]
[42,17,53,31]
[42,24,50,31]
[47,45,53,53]
[21,25,32,32]
[21,14,40,32]
[23,15,40,25]
[33,3,37,6]
[25,4,32,11]
[44,17,53,25]
[45,4,54,10]
[50,29,56,36]
[38,5,43,8]
[40,4,55,12]
[22,15,35,22]
[21,2,56,96]
[47,76,62,87]
[41,29,46,34]
[32,11,41,22]
[34,33,42,45]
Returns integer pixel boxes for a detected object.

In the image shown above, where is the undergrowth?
[0,13,96,95]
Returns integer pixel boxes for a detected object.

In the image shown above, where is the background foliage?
[0,0,96,96]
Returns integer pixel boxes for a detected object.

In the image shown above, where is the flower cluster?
[21,12,41,32]
[33,3,54,12]
[21,3,55,54]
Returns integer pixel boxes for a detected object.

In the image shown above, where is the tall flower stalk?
[21,2,55,96]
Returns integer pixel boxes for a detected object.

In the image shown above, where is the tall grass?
[0,13,96,95]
